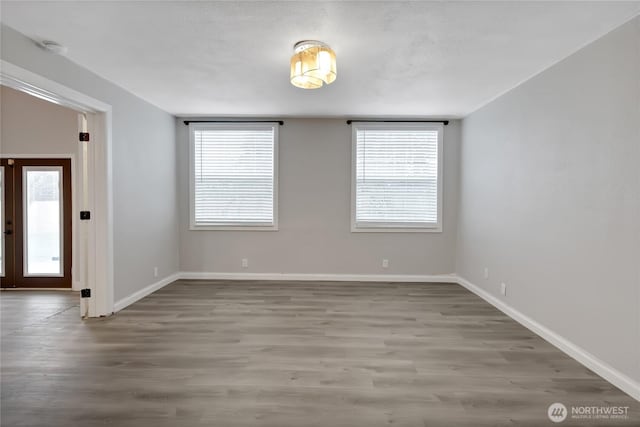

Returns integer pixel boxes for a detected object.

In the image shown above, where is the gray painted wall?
[178,118,461,275]
[456,17,640,382]
[1,24,179,301]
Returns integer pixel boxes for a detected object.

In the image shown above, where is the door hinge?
[80,211,91,220]
[79,132,90,142]
[81,289,91,298]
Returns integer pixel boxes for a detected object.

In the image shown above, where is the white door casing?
[1,60,114,317]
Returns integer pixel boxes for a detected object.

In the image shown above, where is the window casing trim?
[188,122,279,231]
[350,122,443,233]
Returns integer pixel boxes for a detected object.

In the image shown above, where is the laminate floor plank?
[1,281,638,426]
[0,290,78,337]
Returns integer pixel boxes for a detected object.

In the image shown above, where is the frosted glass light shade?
[290,41,336,89]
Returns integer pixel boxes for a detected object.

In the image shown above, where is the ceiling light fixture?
[290,40,336,89]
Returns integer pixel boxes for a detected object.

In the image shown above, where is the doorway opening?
[1,60,114,317]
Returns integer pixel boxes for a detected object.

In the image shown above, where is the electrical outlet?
[500,282,507,296]
[484,267,489,279]
[241,258,249,268]
[153,267,158,278]
[382,259,389,268]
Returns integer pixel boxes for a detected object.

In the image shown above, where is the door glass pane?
[24,167,63,276]
[1,166,4,277]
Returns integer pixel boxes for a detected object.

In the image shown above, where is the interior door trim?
[2,59,115,317]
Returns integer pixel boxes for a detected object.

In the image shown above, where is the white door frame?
[1,60,114,317]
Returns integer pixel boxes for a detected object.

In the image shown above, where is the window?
[351,123,443,232]
[189,123,278,230]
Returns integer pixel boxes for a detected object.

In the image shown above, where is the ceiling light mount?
[293,40,329,53]
[290,40,336,89]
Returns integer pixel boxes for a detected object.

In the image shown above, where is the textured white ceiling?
[2,1,639,117]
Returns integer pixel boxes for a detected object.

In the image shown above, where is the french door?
[1,158,72,288]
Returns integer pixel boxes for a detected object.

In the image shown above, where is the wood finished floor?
[1,281,638,426]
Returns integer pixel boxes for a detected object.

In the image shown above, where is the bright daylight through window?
[190,123,278,230]
[352,123,443,232]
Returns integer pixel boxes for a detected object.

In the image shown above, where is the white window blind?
[190,124,277,229]
[352,123,442,231]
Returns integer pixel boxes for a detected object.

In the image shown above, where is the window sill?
[351,224,442,233]
[190,224,278,232]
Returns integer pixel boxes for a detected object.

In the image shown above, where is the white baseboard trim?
[113,272,181,312]
[179,271,459,283]
[455,275,640,401]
